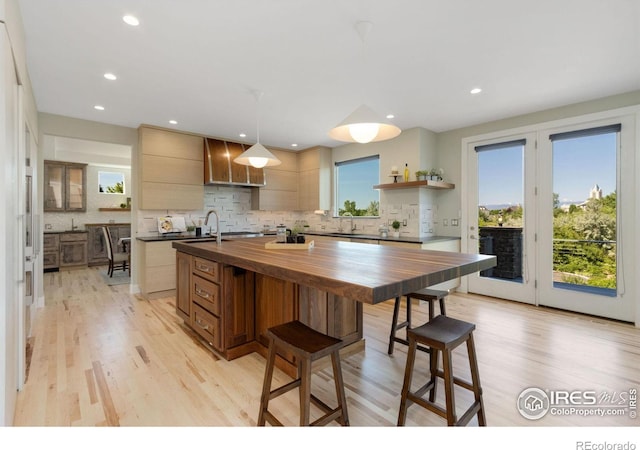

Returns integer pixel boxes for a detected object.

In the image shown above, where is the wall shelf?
[373,180,455,190]
[99,208,131,211]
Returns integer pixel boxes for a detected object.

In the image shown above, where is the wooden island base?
[175,248,364,378]
[173,237,495,378]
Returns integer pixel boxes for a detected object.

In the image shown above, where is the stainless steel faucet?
[205,209,222,244]
[339,212,355,234]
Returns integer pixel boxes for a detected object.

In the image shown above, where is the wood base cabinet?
[175,251,363,368]
[176,252,255,358]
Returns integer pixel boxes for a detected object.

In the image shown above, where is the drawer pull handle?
[196,263,215,275]
[196,319,209,331]
[195,287,211,300]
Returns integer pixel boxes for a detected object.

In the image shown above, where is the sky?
[336,157,380,211]
[478,132,617,207]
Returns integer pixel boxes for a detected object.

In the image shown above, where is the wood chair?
[102,226,129,277]
[257,320,349,426]
[388,288,448,355]
[397,315,486,426]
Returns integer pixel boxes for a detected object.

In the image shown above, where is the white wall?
[0,0,39,426]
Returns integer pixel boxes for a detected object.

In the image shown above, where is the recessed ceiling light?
[291,143,298,148]
[386,114,395,119]
[239,133,247,138]
[470,88,482,94]
[169,120,177,125]
[104,73,117,81]
[94,105,105,111]
[123,15,140,26]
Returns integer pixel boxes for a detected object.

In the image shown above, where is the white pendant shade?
[234,89,281,168]
[328,104,401,144]
[234,143,281,168]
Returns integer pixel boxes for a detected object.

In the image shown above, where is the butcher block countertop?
[173,236,495,305]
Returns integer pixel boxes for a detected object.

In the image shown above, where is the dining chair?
[102,226,129,277]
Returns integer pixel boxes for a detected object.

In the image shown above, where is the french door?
[464,115,635,322]
[536,118,634,321]
[464,133,536,304]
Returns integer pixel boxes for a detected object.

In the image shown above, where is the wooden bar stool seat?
[388,288,448,355]
[397,315,486,426]
[257,320,349,426]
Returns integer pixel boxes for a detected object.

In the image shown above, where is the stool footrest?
[392,336,430,354]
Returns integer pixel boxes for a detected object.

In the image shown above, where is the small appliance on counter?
[158,216,187,234]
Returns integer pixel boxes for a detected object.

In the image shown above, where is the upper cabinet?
[138,126,205,210]
[44,160,87,212]
[204,138,265,186]
[251,149,298,211]
[298,146,331,211]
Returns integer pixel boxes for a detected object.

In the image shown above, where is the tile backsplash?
[135,185,436,237]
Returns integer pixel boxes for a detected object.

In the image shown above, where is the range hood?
[204,138,266,187]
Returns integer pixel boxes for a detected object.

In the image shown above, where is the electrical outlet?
[45,223,52,230]
[451,219,459,226]
[443,219,448,226]
[402,219,407,226]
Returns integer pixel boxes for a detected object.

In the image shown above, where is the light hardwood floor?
[13,266,640,427]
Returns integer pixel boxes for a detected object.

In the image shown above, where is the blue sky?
[479,133,616,207]
[336,158,380,210]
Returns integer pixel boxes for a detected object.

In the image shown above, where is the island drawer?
[193,257,221,283]
[191,303,221,351]
[192,274,221,316]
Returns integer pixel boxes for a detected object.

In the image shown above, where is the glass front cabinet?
[44,160,87,212]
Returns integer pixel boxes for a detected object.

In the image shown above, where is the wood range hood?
[204,138,266,187]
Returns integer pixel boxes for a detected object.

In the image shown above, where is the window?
[335,155,379,216]
[98,171,125,194]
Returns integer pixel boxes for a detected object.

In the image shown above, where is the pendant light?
[328,21,401,144]
[234,90,281,168]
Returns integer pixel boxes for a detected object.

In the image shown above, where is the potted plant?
[415,170,428,181]
[428,168,444,181]
[391,220,401,238]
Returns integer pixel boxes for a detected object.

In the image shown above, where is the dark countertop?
[172,237,494,304]
[44,230,87,234]
[136,231,265,242]
[136,230,459,244]
[302,231,460,245]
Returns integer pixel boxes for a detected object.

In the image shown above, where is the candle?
[391,165,398,174]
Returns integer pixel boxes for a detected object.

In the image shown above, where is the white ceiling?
[17,0,640,150]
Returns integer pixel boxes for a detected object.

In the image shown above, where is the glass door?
[537,119,635,321]
[465,134,536,304]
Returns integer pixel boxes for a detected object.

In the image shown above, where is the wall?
[1,0,39,426]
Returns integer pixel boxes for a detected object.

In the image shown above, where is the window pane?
[99,171,125,194]
[552,131,617,295]
[335,156,379,216]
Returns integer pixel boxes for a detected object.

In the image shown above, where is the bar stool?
[388,288,448,355]
[397,315,486,426]
[257,320,349,426]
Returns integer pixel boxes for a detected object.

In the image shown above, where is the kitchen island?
[172,236,495,374]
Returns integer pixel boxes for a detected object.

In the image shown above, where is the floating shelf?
[373,180,455,190]
[98,208,131,211]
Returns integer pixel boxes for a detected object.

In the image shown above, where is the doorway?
[463,115,635,322]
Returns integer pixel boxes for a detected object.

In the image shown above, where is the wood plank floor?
[13,266,640,428]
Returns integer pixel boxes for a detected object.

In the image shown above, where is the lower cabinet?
[59,232,88,268]
[43,234,60,271]
[176,252,255,358]
[175,250,362,368]
[139,240,176,297]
